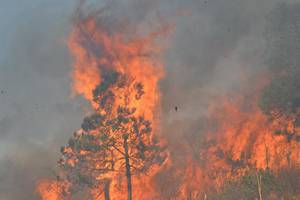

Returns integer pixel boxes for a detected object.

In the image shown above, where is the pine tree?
[58,72,166,200]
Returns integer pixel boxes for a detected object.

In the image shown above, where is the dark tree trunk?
[123,135,132,200]
[104,179,111,200]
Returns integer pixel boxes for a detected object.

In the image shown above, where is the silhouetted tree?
[58,72,166,200]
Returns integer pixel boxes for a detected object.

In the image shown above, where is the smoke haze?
[0,0,298,199]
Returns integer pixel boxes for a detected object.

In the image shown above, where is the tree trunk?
[256,171,263,200]
[104,179,111,200]
[123,135,133,200]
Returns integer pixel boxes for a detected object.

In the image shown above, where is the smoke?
[0,1,86,199]
[159,0,300,197]
[0,0,298,199]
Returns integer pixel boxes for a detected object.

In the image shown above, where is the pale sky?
[0,0,84,158]
[0,0,295,199]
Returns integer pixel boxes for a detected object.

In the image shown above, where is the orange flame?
[165,86,300,198]
[37,11,169,200]
[36,8,300,200]
[68,18,165,119]
[36,180,66,200]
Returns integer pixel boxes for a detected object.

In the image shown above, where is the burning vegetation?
[37,5,168,200]
[37,2,300,200]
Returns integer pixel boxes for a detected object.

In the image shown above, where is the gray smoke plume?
[0,0,298,199]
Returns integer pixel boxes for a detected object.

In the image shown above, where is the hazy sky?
[0,0,296,199]
[0,0,82,152]
[0,2,87,198]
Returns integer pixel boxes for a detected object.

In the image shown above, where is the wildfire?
[36,180,68,200]
[37,7,168,200]
[166,87,300,198]
[36,4,300,200]
[68,16,165,118]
